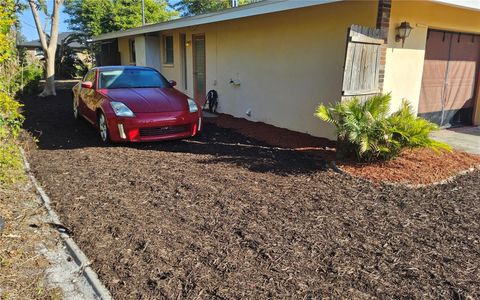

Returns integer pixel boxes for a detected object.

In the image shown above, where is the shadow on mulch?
[20,90,327,175]
[206,114,480,185]
[207,113,337,160]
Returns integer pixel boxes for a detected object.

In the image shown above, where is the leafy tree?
[64,0,114,36]
[173,0,258,17]
[64,0,178,36]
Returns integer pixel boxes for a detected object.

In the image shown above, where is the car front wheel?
[98,112,110,143]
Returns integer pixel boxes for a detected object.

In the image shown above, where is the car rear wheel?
[98,112,110,143]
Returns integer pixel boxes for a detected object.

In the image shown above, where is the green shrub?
[0,91,24,138]
[0,0,26,184]
[0,142,23,183]
[0,91,25,183]
[17,64,43,95]
[315,93,451,161]
[56,43,88,79]
[388,100,451,152]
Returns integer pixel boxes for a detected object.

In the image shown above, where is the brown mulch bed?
[207,114,480,185]
[340,148,480,185]
[21,91,480,299]
[207,114,337,159]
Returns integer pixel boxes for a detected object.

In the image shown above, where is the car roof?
[94,66,157,72]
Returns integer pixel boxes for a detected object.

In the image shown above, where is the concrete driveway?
[431,126,480,155]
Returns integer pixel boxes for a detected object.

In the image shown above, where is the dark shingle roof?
[17,32,88,49]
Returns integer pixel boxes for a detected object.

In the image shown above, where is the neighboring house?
[17,32,90,65]
[92,0,480,140]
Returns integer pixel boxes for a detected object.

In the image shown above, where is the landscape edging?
[20,148,113,300]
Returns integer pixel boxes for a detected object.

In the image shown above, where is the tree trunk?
[28,0,63,97]
[40,49,56,97]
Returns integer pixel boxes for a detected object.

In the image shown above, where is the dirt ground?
[22,90,480,299]
[0,181,62,299]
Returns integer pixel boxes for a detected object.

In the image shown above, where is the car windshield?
[98,69,170,89]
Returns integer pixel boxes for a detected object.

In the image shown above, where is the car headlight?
[187,98,198,113]
[110,101,135,117]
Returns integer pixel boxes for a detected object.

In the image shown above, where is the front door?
[193,34,206,106]
[419,30,480,127]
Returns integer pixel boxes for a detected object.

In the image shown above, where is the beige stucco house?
[93,0,480,140]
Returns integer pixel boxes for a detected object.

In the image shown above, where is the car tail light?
[128,128,140,140]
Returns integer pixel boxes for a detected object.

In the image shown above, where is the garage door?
[419,30,480,127]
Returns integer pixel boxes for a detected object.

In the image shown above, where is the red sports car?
[72,66,202,143]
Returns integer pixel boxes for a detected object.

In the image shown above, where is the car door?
[79,69,97,123]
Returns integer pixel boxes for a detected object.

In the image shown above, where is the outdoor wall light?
[395,21,413,47]
[185,40,191,47]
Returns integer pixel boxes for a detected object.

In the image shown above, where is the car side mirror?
[169,80,177,87]
[81,81,93,89]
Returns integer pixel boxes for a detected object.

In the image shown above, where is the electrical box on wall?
[229,79,241,86]
[230,72,241,87]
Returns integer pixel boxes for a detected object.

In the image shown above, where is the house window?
[35,48,44,56]
[163,35,174,65]
[129,39,136,64]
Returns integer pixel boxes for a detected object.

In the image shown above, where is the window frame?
[163,35,174,66]
[129,39,136,64]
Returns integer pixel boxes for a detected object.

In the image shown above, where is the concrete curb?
[20,148,113,300]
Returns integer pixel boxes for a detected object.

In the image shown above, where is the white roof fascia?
[431,0,480,11]
[93,0,339,41]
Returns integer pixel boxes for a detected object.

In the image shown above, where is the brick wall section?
[376,0,391,40]
[376,0,391,91]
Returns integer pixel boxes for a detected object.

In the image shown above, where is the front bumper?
[105,110,202,142]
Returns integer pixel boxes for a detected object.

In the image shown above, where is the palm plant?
[315,94,450,161]
[388,100,451,152]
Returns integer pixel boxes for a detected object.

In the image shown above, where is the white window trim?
[128,39,136,65]
[163,35,174,66]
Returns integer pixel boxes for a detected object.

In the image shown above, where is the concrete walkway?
[431,126,480,155]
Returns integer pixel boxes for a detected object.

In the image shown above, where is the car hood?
[98,88,188,113]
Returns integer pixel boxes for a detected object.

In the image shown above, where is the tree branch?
[48,0,64,52]
[28,0,48,52]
